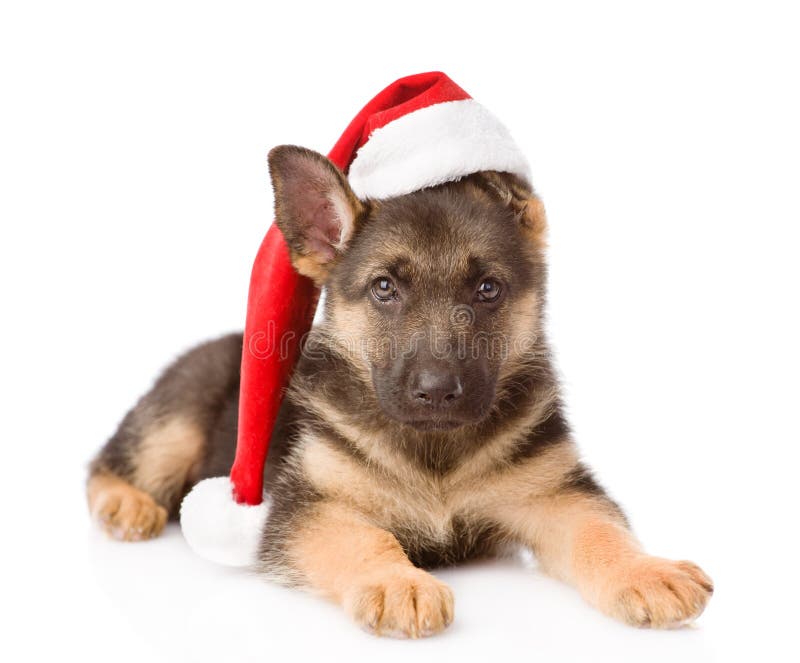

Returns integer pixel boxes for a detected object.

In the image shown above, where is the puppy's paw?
[606,556,713,628]
[88,475,168,542]
[344,567,454,638]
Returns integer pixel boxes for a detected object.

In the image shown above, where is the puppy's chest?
[349,476,502,568]
[301,439,503,566]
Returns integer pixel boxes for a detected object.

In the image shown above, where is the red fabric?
[231,72,471,505]
[230,226,318,504]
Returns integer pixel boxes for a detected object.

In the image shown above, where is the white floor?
[85,524,717,663]
[9,461,788,663]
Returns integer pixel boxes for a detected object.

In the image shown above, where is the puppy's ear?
[476,171,548,249]
[268,145,364,284]
[519,194,548,249]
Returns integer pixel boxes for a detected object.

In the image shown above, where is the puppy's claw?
[345,568,454,638]
[89,477,168,542]
[606,556,713,628]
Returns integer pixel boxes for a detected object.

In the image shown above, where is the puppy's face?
[269,146,547,431]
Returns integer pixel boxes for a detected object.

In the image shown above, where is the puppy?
[87,145,713,637]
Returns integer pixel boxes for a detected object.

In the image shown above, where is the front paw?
[603,556,713,628]
[343,567,455,638]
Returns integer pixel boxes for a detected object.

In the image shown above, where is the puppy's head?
[269,145,548,431]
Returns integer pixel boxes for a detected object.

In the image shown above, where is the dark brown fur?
[87,146,712,636]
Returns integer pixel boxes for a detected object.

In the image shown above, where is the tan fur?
[455,384,562,480]
[298,412,712,629]
[305,399,401,471]
[288,500,454,638]
[477,171,548,248]
[132,417,205,508]
[492,493,713,627]
[300,375,562,506]
[299,423,578,548]
[499,289,544,379]
[326,302,376,379]
[522,195,548,247]
[293,252,330,285]
[87,473,168,541]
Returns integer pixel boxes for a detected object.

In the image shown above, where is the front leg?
[270,500,454,638]
[498,479,713,627]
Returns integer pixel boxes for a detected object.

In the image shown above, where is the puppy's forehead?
[349,186,521,281]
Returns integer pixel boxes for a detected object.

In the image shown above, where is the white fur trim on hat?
[180,477,270,567]
[347,99,530,200]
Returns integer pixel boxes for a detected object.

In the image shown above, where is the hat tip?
[180,476,270,567]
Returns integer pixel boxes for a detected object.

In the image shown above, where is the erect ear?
[268,145,364,284]
[520,194,548,249]
[476,171,548,249]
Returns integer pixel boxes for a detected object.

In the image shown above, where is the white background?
[2,2,798,661]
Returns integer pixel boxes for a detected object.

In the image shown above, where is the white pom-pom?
[179,477,270,567]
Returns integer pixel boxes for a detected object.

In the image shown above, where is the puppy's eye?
[476,278,502,303]
[371,276,398,302]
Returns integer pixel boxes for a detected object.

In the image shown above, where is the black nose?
[410,370,463,408]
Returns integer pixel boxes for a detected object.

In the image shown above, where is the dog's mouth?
[389,406,491,431]
[403,418,466,431]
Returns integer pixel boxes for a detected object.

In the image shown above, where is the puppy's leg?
[87,416,205,541]
[87,334,242,541]
[502,485,713,628]
[280,501,454,638]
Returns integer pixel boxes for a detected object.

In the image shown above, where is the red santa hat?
[180,71,530,566]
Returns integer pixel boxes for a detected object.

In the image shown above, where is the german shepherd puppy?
[87,145,713,637]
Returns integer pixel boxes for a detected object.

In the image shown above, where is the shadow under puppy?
[87,145,713,637]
